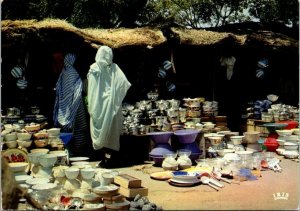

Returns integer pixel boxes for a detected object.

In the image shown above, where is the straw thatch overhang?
[2,19,298,50]
[1,19,167,50]
[168,27,298,49]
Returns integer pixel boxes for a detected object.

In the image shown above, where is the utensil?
[200,176,219,191]
[212,169,231,184]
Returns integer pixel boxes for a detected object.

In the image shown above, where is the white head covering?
[87,46,131,151]
[220,56,236,80]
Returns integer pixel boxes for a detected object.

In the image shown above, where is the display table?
[110,158,299,210]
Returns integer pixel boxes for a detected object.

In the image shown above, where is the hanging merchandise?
[257,58,269,69]
[255,69,265,78]
[87,46,131,151]
[11,66,25,79]
[219,56,236,80]
[157,67,167,78]
[16,78,28,89]
[162,60,172,71]
[166,81,176,92]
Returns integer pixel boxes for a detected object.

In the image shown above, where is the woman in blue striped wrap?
[53,53,91,157]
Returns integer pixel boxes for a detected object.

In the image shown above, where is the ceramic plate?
[71,161,90,166]
[2,148,31,173]
[168,178,200,187]
[105,200,130,210]
[69,157,89,162]
[26,177,50,186]
[32,183,57,190]
[15,175,32,184]
[93,185,119,195]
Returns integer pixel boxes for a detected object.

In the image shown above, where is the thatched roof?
[1,19,167,49]
[1,19,298,50]
[169,27,246,46]
[170,27,298,48]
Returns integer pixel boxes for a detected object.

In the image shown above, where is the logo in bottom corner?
[273,192,289,200]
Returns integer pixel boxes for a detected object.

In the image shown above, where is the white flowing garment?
[87,46,131,151]
[220,56,236,80]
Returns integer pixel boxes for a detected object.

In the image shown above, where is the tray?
[150,171,173,180]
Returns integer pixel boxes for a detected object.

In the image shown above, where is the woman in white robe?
[87,46,131,157]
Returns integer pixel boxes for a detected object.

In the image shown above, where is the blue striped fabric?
[11,66,24,78]
[53,53,83,130]
[69,101,91,156]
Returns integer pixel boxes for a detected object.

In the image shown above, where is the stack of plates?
[168,171,200,187]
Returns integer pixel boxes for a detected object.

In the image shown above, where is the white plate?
[93,185,119,195]
[69,157,89,162]
[15,175,32,184]
[71,161,90,166]
[170,178,200,184]
[26,177,50,186]
[32,183,57,190]
[169,178,200,187]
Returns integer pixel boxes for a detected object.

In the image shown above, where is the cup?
[100,170,118,186]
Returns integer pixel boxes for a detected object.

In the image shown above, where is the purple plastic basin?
[174,129,199,143]
[149,145,175,157]
[149,155,164,165]
[147,131,173,144]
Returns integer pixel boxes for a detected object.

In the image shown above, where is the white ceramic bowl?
[32,183,57,191]
[276,130,293,136]
[8,162,29,172]
[267,94,279,102]
[208,136,223,145]
[26,178,50,187]
[28,152,46,165]
[276,139,286,146]
[276,148,285,155]
[81,168,95,180]
[216,149,235,157]
[15,175,33,184]
[235,151,253,159]
[38,154,57,168]
[4,133,17,141]
[243,131,260,144]
[30,148,49,154]
[230,136,244,145]
[292,128,299,135]
[284,142,298,151]
[283,150,299,159]
[5,140,18,148]
[52,166,69,178]
[17,140,32,148]
[203,123,216,129]
[17,133,32,141]
[285,135,299,142]
[65,168,80,180]
[34,139,48,148]
[47,128,61,137]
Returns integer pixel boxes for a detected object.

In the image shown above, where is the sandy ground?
[115,158,299,210]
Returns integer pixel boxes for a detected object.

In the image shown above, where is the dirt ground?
[115,158,299,210]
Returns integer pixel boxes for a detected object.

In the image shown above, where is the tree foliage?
[1,0,298,29]
[248,0,299,28]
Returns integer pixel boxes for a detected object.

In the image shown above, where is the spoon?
[200,176,219,191]
[212,170,232,184]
